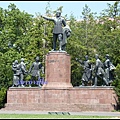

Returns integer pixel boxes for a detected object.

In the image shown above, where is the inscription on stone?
[48,59,65,63]
[48,60,60,63]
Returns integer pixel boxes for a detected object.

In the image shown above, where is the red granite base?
[42,82,73,89]
[43,51,72,88]
[2,52,118,112]
[2,86,118,112]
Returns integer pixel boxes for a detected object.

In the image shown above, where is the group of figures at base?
[76,54,116,87]
[12,56,44,88]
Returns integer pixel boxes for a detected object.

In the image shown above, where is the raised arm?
[41,15,54,21]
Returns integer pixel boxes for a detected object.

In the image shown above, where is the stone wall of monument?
[2,86,118,112]
[2,52,118,112]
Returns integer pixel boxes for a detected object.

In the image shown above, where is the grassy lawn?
[0,114,116,119]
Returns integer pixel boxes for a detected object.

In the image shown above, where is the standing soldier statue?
[93,54,109,86]
[76,55,92,86]
[41,10,67,51]
[104,54,116,85]
[28,56,43,87]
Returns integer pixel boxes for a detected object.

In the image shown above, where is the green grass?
[0,114,116,119]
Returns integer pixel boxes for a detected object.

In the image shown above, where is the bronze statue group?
[12,56,45,88]
[76,54,116,87]
[11,11,116,87]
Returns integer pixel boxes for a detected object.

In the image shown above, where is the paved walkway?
[0,110,120,117]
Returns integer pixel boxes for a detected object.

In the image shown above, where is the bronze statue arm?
[41,15,54,21]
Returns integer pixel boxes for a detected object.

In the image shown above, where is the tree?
[0,3,34,107]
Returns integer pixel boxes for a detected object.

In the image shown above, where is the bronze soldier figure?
[41,11,66,51]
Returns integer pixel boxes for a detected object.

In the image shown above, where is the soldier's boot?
[21,84,25,87]
[93,77,97,86]
[38,84,42,88]
[79,80,85,87]
[82,82,85,86]
[58,34,63,51]
[103,77,109,86]
[59,41,62,51]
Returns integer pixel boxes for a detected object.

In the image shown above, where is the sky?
[0,1,116,19]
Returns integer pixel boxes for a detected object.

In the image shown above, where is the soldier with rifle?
[76,55,92,86]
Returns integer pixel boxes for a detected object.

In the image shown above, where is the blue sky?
[0,1,116,19]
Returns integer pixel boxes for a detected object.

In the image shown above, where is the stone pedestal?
[3,51,118,112]
[3,86,118,112]
[42,51,73,88]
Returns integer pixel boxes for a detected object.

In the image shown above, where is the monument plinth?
[3,52,118,112]
[42,51,73,88]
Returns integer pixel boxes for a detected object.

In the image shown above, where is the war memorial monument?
[3,11,118,112]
